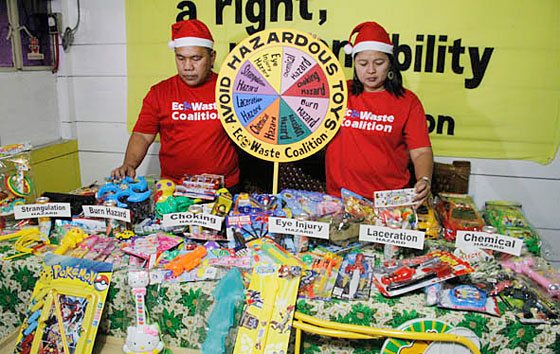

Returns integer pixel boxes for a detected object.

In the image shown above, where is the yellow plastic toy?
[54,228,88,255]
[291,312,480,354]
[154,179,176,203]
[1,227,50,260]
[0,226,41,242]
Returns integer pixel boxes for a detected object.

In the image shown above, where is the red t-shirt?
[325,82,431,198]
[133,73,239,187]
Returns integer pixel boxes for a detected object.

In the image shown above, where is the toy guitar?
[123,270,164,354]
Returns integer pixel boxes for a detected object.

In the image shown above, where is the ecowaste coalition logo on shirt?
[341,109,395,133]
[171,101,218,121]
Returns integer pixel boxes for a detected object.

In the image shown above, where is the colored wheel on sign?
[380,318,452,354]
[217,29,347,162]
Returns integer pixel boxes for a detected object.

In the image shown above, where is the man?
[112,19,239,189]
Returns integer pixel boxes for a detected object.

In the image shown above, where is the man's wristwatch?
[419,176,431,185]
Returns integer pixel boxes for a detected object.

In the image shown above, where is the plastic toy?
[502,257,560,298]
[3,227,50,260]
[115,230,135,240]
[54,228,88,255]
[201,268,244,354]
[5,157,33,198]
[435,193,485,241]
[484,200,541,254]
[14,254,113,354]
[332,252,375,300]
[163,245,207,277]
[372,250,475,297]
[153,178,176,204]
[234,264,301,354]
[121,233,183,261]
[341,188,376,224]
[154,195,194,219]
[449,285,488,308]
[373,188,418,229]
[499,279,559,324]
[278,189,343,220]
[298,251,342,300]
[0,191,25,216]
[175,173,224,200]
[123,270,164,354]
[416,202,441,239]
[97,176,151,207]
[247,237,305,268]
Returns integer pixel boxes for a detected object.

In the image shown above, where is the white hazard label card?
[14,203,71,219]
[268,217,330,239]
[82,205,131,222]
[359,225,425,250]
[162,212,224,231]
[456,231,522,256]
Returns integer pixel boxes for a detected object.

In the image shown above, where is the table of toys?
[0,170,559,352]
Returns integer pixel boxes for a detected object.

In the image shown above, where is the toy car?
[435,193,485,241]
[416,202,441,239]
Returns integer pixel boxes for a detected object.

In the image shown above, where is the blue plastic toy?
[201,268,245,354]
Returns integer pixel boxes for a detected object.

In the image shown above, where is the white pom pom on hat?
[168,19,214,49]
[344,21,393,56]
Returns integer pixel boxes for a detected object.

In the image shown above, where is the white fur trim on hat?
[343,43,353,55]
[352,41,393,55]
[168,37,214,49]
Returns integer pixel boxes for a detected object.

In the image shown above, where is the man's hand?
[413,178,431,208]
[110,132,156,180]
[111,163,136,179]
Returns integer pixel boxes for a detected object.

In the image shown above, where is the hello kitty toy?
[123,270,164,354]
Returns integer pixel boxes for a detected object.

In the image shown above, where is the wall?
[0,71,60,146]
[56,0,559,260]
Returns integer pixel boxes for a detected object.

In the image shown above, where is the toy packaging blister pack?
[332,251,375,300]
[484,200,541,254]
[341,188,376,224]
[499,278,560,324]
[176,174,224,200]
[121,232,183,261]
[14,253,113,354]
[278,189,343,220]
[234,263,301,354]
[372,250,474,297]
[226,193,286,245]
[374,188,417,229]
[0,144,34,227]
[298,250,342,300]
[501,256,560,298]
[425,283,501,316]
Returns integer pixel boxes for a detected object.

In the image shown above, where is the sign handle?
[273,162,279,194]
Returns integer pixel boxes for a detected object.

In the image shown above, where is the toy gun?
[164,245,207,277]
[502,257,560,298]
[383,259,453,292]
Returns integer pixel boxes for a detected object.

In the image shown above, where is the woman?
[326,21,433,206]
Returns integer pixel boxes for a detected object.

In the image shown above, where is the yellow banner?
[126,0,560,164]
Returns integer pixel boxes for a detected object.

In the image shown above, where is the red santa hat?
[168,19,214,49]
[343,21,393,56]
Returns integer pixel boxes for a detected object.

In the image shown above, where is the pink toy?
[502,257,560,297]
